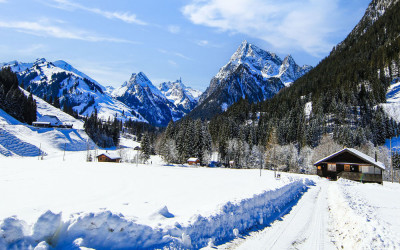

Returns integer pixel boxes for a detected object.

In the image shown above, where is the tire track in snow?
[330,180,400,249]
[216,180,335,250]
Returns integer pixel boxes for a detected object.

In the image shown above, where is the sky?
[0,0,370,91]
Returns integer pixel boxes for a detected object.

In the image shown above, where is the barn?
[97,152,121,163]
[314,148,385,184]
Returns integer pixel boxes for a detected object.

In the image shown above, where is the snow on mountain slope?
[191,41,312,119]
[20,89,84,129]
[112,72,185,126]
[213,40,311,88]
[381,78,400,122]
[52,60,104,91]
[0,108,22,126]
[159,79,202,113]
[1,59,146,123]
[0,123,95,158]
[0,93,96,157]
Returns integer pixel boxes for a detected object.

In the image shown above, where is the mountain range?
[1,40,308,126]
[1,59,201,126]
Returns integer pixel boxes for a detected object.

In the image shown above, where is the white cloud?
[197,40,209,46]
[0,20,135,43]
[0,0,7,3]
[167,25,181,34]
[168,60,178,67]
[182,0,346,56]
[158,49,191,61]
[50,0,147,25]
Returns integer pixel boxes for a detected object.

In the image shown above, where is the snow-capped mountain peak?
[158,79,202,112]
[193,41,312,119]
[1,58,145,123]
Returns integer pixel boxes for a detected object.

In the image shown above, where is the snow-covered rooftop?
[314,148,385,170]
[98,152,121,160]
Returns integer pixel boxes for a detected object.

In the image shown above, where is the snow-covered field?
[1,152,400,249]
[0,153,311,249]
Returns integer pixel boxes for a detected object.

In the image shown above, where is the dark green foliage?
[159,118,212,165]
[84,110,120,148]
[83,78,104,94]
[141,133,151,162]
[0,68,37,124]
[200,1,400,151]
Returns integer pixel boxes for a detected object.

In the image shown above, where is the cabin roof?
[187,158,199,162]
[314,148,385,170]
[97,152,121,160]
[40,115,61,121]
[32,121,51,125]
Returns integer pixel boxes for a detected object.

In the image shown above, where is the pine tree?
[141,133,151,163]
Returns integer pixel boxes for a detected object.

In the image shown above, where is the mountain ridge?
[190,41,312,120]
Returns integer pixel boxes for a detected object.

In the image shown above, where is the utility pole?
[63,143,66,161]
[391,137,393,183]
[38,143,41,160]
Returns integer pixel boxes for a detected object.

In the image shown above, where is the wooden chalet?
[187,158,200,165]
[33,115,73,128]
[97,152,121,163]
[314,148,385,184]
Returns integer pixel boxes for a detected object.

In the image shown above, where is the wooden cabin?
[33,115,73,128]
[314,148,385,184]
[97,152,121,163]
[187,158,200,165]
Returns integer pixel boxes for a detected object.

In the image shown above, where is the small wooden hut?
[314,148,385,184]
[187,158,200,165]
[97,152,121,163]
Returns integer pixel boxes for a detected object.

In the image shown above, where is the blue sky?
[0,0,370,90]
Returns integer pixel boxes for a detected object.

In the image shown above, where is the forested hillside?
[159,0,400,171]
[0,67,36,124]
[208,0,400,148]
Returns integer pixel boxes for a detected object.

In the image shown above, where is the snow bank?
[0,179,313,249]
[174,179,313,248]
[328,179,400,249]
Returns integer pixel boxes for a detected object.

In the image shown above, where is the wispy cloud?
[49,0,147,25]
[17,44,46,55]
[0,0,7,3]
[168,60,178,67]
[182,0,348,56]
[158,49,191,60]
[167,25,181,34]
[0,19,136,43]
[196,40,209,46]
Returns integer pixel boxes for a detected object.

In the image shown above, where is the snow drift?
[0,179,312,249]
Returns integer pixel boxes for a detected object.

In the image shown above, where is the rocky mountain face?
[112,72,198,126]
[159,79,201,113]
[191,41,312,119]
[1,58,145,122]
[336,0,399,52]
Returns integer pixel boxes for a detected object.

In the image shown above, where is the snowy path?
[212,179,400,250]
[215,180,335,250]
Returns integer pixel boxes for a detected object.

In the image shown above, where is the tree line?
[0,67,36,124]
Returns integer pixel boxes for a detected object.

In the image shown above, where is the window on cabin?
[344,164,350,172]
[327,163,336,171]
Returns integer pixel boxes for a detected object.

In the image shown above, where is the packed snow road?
[215,180,335,250]
[213,179,400,250]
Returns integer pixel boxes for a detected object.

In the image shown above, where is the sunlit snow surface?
[382,78,400,122]
[0,153,311,249]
